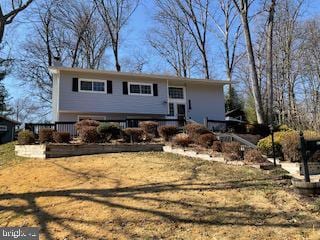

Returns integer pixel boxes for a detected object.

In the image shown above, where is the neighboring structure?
[49,67,230,123]
[0,115,20,144]
[225,108,247,123]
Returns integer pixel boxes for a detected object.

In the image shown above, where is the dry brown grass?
[0,152,319,240]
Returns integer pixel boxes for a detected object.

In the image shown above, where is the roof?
[0,115,20,125]
[49,66,234,85]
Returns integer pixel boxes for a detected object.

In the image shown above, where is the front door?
[177,104,186,126]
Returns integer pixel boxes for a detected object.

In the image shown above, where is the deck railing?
[25,118,186,137]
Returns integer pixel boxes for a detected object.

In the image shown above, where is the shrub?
[197,133,217,148]
[257,131,287,157]
[173,133,192,147]
[39,128,54,143]
[122,128,144,143]
[276,124,293,132]
[139,121,159,137]
[53,132,70,143]
[18,130,35,145]
[158,125,179,141]
[79,126,100,143]
[224,152,239,161]
[97,123,121,142]
[184,123,210,139]
[75,120,100,132]
[222,141,241,155]
[212,141,222,152]
[244,149,266,164]
[280,130,320,162]
[143,133,153,142]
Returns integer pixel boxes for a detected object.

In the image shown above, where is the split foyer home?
[49,66,229,124]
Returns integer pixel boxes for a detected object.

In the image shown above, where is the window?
[0,125,7,132]
[79,79,105,92]
[168,103,174,116]
[169,87,184,99]
[80,81,92,91]
[129,82,152,96]
[93,82,105,92]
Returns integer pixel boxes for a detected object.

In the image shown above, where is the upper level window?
[129,82,152,96]
[80,79,105,93]
[169,87,184,99]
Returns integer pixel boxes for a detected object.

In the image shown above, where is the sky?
[2,0,320,104]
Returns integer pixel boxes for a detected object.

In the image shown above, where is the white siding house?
[49,67,229,123]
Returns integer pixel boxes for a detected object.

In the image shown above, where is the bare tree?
[0,0,33,43]
[155,0,210,79]
[272,0,304,127]
[17,0,110,110]
[265,0,276,124]
[211,0,241,82]
[148,10,198,77]
[94,0,139,72]
[232,0,265,123]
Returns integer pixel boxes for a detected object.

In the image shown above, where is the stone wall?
[15,143,164,159]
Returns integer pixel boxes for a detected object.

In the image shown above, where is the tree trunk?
[239,10,265,124]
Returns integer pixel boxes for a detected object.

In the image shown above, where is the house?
[0,115,20,144]
[49,67,230,123]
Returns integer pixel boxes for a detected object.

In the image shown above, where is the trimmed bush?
[173,133,192,147]
[75,120,100,132]
[197,133,217,148]
[222,141,241,155]
[79,126,100,143]
[280,130,320,162]
[212,141,222,152]
[276,124,293,132]
[244,149,266,164]
[122,128,144,143]
[158,125,178,141]
[184,123,210,139]
[97,123,121,142]
[143,133,153,142]
[18,130,35,145]
[139,121,159,137]
[257,131,287,157]
[39,128,54,143]
[224,152,239,161]
[53,132,70,143]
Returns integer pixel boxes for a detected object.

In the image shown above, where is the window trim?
[77,115,106,121]
[168,103,175,117]
[79,78,106,93]
[168,86,186,101]
[128,82,153,96]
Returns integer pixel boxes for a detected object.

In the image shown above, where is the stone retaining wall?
[15,143,164,159]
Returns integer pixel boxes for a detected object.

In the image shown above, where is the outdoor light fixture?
[240,145,245,160]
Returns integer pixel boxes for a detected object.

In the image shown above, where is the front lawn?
[0,142,25,168]
[0,151,319,239]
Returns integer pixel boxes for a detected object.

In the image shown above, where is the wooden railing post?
[204,117,208,128]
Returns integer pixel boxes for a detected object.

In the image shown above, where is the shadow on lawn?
[0,176,319,239]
